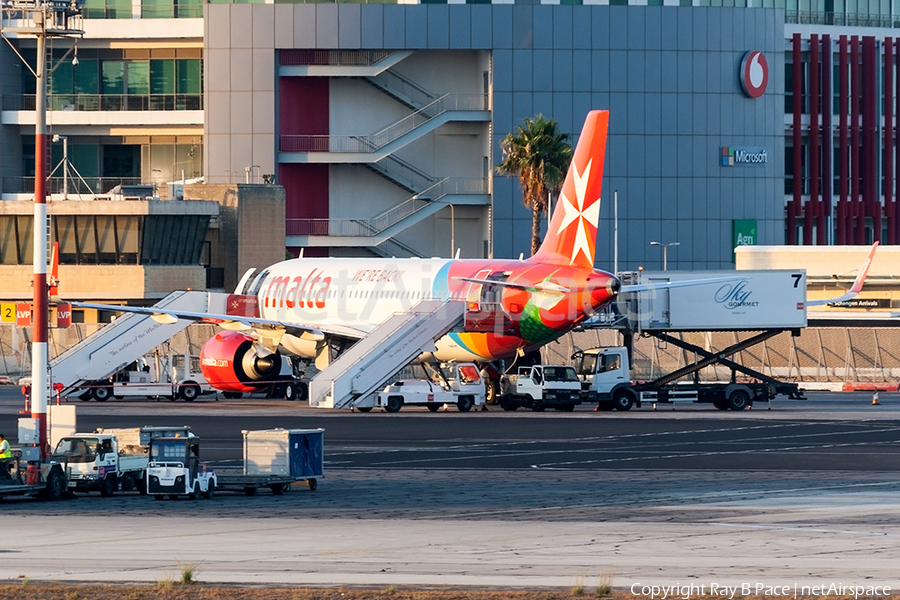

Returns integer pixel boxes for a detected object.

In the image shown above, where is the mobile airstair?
[47,291,214,397]
[308,299,466,409]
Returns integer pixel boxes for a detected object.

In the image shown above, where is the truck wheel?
[356,406,373,413]
[296,381,309,401]
[500,396,518,411]
[485,379,499,405]
[560,404,575,412]
[728,390,750,411]
[531,402,545,412]
[613,389,634,411]
[244,486,258,496]
[92,386,112,402]
[457,396,474,412]
[269,483,285,495]
[154,495,165,501]
[596,402,614,411]
[45,467,66,501]
[188,483,200,500]
[180,383,201,402]
[223,391,243,399]
[308,478,318,491]
[713,400,729,410]
[283,382,298,401]
[121,472,135,491]
[385,396,403,413]
[426,404,440,412]
[136,477,147,495]
[78,390,92,401]
[100,474,117,497]
[203,481,215,499]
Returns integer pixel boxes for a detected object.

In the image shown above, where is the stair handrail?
[365,68,436,110]
[371,154,436,192]
[368,93,487,148]
[284,176,491,238]
[278,93,488,154]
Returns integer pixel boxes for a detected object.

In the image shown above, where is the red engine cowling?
[200,331,284,393]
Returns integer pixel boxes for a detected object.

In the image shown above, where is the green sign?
[733,219,757,262]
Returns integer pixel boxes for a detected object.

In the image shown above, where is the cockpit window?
[247,268,270,297]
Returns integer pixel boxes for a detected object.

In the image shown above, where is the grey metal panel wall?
[204,3,784,271]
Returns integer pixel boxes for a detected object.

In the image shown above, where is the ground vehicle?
[79,353,214,402]
[574,345,804,411]
[374,362,485,413]
[147,436,216,500]
[0,452,67,501]
[216,428,323,495]
[52,433,145,496]
[499,365,582,412]
[51,426,193,495]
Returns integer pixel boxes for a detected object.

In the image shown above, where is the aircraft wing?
[805,241,879,306]
[312,322,369,340]
[69,301,326,342]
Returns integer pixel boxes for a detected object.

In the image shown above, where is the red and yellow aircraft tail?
[532,109,609,269]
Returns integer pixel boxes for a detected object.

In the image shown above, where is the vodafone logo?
[740,50,768,98]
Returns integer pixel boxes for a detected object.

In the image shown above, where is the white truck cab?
[52,433,149,496]
[574,347,637,411]
[499,365,582,412]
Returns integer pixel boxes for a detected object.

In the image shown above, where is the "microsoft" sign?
[721,147,767,166]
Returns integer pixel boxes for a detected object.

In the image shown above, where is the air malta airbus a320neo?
[71,110,875,396]
[73,110,617,394]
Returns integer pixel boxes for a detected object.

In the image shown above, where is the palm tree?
[497,115,573,255]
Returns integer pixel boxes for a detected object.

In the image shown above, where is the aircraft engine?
[200,331,284,393]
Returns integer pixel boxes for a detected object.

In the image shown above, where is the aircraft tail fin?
[49,241,60,300]
[533,110,609,269]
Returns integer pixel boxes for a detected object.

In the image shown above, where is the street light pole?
[650,241,680,271]
[3,0,84,459]
[32,9,49,458]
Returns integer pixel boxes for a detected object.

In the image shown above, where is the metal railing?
[364,69,436,110]
[279,49,392,67]
[284,177,489,239]
[785,10,900,27]
[368,154,436,194]
[4,94,203,112]
[279,93,488,154]
[3,176,144,195]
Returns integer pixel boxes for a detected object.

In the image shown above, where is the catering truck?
[574,345,807,411]
[572,269,808,411]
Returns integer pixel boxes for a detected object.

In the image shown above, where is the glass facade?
[83,0,202,18]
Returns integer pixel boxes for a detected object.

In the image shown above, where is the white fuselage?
[251,257,501,362]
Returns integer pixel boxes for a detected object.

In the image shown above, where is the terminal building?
[3,0,900,277]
